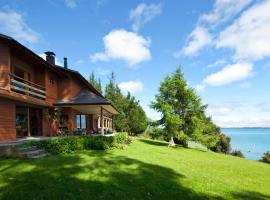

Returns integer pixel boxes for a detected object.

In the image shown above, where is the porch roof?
[54,90,119,114]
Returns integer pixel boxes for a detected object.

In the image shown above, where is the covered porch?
[54,90,119,136]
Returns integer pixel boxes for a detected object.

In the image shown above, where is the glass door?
[16,106,28,138]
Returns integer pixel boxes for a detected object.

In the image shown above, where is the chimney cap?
[45,51,55,56]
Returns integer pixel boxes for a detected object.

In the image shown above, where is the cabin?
[0,34,118,142]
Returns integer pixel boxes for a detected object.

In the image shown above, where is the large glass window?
[76,114,86,129]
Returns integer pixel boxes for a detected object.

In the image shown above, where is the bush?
[174,131,188,147]
[114,132,132,145]
[261,151,270,164]
[211,134,231,154]
[146,128,164,140]
[29,136,117,155]
[231,150,245,158]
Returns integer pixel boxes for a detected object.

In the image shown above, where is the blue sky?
[1,0,270,127]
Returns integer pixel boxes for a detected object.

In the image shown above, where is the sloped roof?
[55,90,109,105]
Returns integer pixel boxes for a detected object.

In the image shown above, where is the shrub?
[146,128,164,140]
[29,136,117,155]
[211,134,231,154]
[174,131,188,147]
[261,151,270,164]
[114,132,132,145]
[231,150,245,158]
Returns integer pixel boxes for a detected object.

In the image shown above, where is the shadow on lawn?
[0,151,269,200]
[139,139,168,147]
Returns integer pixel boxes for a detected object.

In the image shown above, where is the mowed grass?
[0,138,269,200]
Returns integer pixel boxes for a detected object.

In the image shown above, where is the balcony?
[10,73,46,100]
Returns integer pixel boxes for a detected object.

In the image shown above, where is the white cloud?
[199,0,252,27]
[90,29,151,66]
[214,116,270,128]
[216,1,270,62]
[129,3,162,32]
[90,52,109,63]
[202,63,253,87]
[177,0,251,57]
[65,0,77,8]
[118,80,144,93]
[38,53,62,66]
[207,59,226,68]
[178,26,212,56]
[0,10,39,45]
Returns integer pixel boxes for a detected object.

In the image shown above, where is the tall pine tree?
[89,72,102,94]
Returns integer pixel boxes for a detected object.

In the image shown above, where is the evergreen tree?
[89,72,102,94]
[151,67,224,149]
[105,72,148,134]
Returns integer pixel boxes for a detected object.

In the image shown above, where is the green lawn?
[0,138,269,200]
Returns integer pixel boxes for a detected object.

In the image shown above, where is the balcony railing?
[9,73,46,100]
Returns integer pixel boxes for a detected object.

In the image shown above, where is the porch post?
[27,107,31,137]
[100,107,104,135]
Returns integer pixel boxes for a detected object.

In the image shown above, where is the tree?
[89,72,102,94]
[150,67,225,150]
[105,73,148,134]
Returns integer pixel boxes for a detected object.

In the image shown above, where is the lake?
[221,128,270,160]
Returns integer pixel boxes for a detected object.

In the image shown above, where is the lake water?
[221,128,270,160]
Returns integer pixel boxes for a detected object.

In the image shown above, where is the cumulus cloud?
[129,3,162,32]
[202,63,253,87]
[199,0,252,27]
[177,26,212,57]
[216,0,270,62]
[178,0,251,57]
[90,29,151,66]
[118,80,144,93]
[0,10,39,45]
[65,0,77,8]
[207,59,227,68]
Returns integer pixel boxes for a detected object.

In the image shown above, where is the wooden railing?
[9,73,46,100]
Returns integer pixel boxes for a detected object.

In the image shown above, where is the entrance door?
[30,108,42,136]
[16,106,43,138]
[16,106,28,138]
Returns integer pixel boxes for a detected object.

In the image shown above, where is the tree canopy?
[89,72,102,94]
[150,68,229,151]
[105,72,148,135]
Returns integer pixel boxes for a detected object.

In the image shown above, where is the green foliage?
[174,131,188,147]
[29,136,119,154]
[211,134,231,154]
[105,72,148,135]
[146,127,164,140]
[261,151,270,164]
[114,132,132,145]
[89,72,102,94]
[231,150,245,158]
[150,67,230,153]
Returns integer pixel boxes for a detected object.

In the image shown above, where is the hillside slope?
[0,138,269,199]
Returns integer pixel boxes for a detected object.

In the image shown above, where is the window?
[49,77,54,85]
[76,114,86,129]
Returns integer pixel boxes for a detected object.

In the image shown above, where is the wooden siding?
[0,43,10,90]
[0,98,16,141]
[45,69,58,104]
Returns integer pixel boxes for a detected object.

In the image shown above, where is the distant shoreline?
[221,127,270,129]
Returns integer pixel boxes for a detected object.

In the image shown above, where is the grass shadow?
[231,191,270,200]
[139,138,168,147]
[0,152,222,200]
